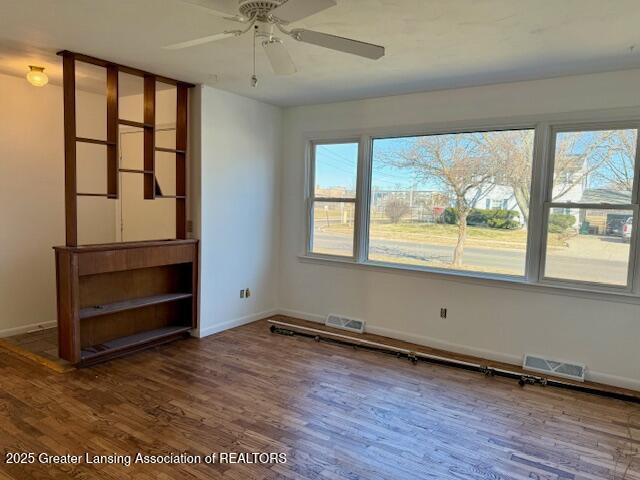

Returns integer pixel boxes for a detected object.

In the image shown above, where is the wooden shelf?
[76,137,116,146]
[157,195,186,199]
[80,325,192,364]
[119,169,153,174]
[79,293,192,320]
[119,119,154,129]
[77,192,111,198]
[155,147,186,154]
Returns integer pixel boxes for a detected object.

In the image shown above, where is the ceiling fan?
[165,0,385,85]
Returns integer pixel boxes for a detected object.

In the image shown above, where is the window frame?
[306,138,362,260]
[365,125,538,279]
[537,122,640,293]
[302,114,640,301]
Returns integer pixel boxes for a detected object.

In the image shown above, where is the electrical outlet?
[245,288,251,298]
[440,307,447,319]
[240,289,245,299]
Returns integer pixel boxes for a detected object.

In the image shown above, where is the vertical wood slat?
[191,241,199,329]
[143,76,156,199]
[62,53,78,246]
[176,84,188,239]
[55,249,81,363]
[106,66,119,199]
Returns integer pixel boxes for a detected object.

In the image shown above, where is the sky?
[315,129,637,194]
[315,140,427,193]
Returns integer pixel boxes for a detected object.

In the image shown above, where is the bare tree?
[381,134,497,266]
[480,130,534,223]
[590,129,636,191]
[481,130,619,223]
[384,198,410,223]
[552,132,615,198]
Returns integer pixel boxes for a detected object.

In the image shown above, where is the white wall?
[194,85,282,337]
[0,72,282,341]
[0,72,112,335]
[279,69,640,390]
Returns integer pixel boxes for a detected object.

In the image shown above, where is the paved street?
[314,232,629,284]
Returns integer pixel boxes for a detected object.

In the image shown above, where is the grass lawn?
[368,253,522,276]
[319,221,567,250]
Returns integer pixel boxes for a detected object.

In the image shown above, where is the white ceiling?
[1,0,640,106]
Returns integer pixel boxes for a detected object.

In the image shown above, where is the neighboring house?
[579,189,632,234]
[548,154,588,225]
[466,184,524,224]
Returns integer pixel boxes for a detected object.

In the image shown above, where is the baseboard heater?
[268,319,640,405]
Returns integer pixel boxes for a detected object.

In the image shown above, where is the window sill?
[298,254,640,305]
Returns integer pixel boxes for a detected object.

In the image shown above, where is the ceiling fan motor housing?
[238,0,285,21]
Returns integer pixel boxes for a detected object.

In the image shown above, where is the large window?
[541,128,638,287]
[308,141,359,257]
[368,129,534,276]
[305,121,640,296]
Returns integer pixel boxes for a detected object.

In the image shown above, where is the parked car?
[606,218,625,236]
[623,217,633,243]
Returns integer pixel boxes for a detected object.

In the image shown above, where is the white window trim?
[302,107,640,303]
[537,121,640,293]
[307,138,360,260]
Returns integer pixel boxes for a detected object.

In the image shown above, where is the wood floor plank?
[0,319,639,479]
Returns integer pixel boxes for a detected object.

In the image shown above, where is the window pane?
[314,143,358,198]
[552,129,637,204]
[368,129,534,276]
[544,208,632,286]
[311,201,355,256]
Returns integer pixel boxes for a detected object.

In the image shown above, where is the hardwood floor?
[0,318,639,479]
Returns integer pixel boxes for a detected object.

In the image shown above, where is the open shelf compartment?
[81,325,192,364]
[79,292,192,319]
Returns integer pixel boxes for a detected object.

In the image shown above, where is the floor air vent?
[523,354,585,382]
[326,314,365,333]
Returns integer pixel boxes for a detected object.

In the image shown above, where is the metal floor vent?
[523,354,586,382]
[325,314,365,334]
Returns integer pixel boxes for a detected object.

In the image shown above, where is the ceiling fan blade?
[177,0,247,22]
[291,29,385,60]
[270,0,336,23]
[262,39,297,75]
[163,31,238,50]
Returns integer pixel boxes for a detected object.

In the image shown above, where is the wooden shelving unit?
[54,240,198,366]
[54,51,197,366]
[58,50,194,246]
